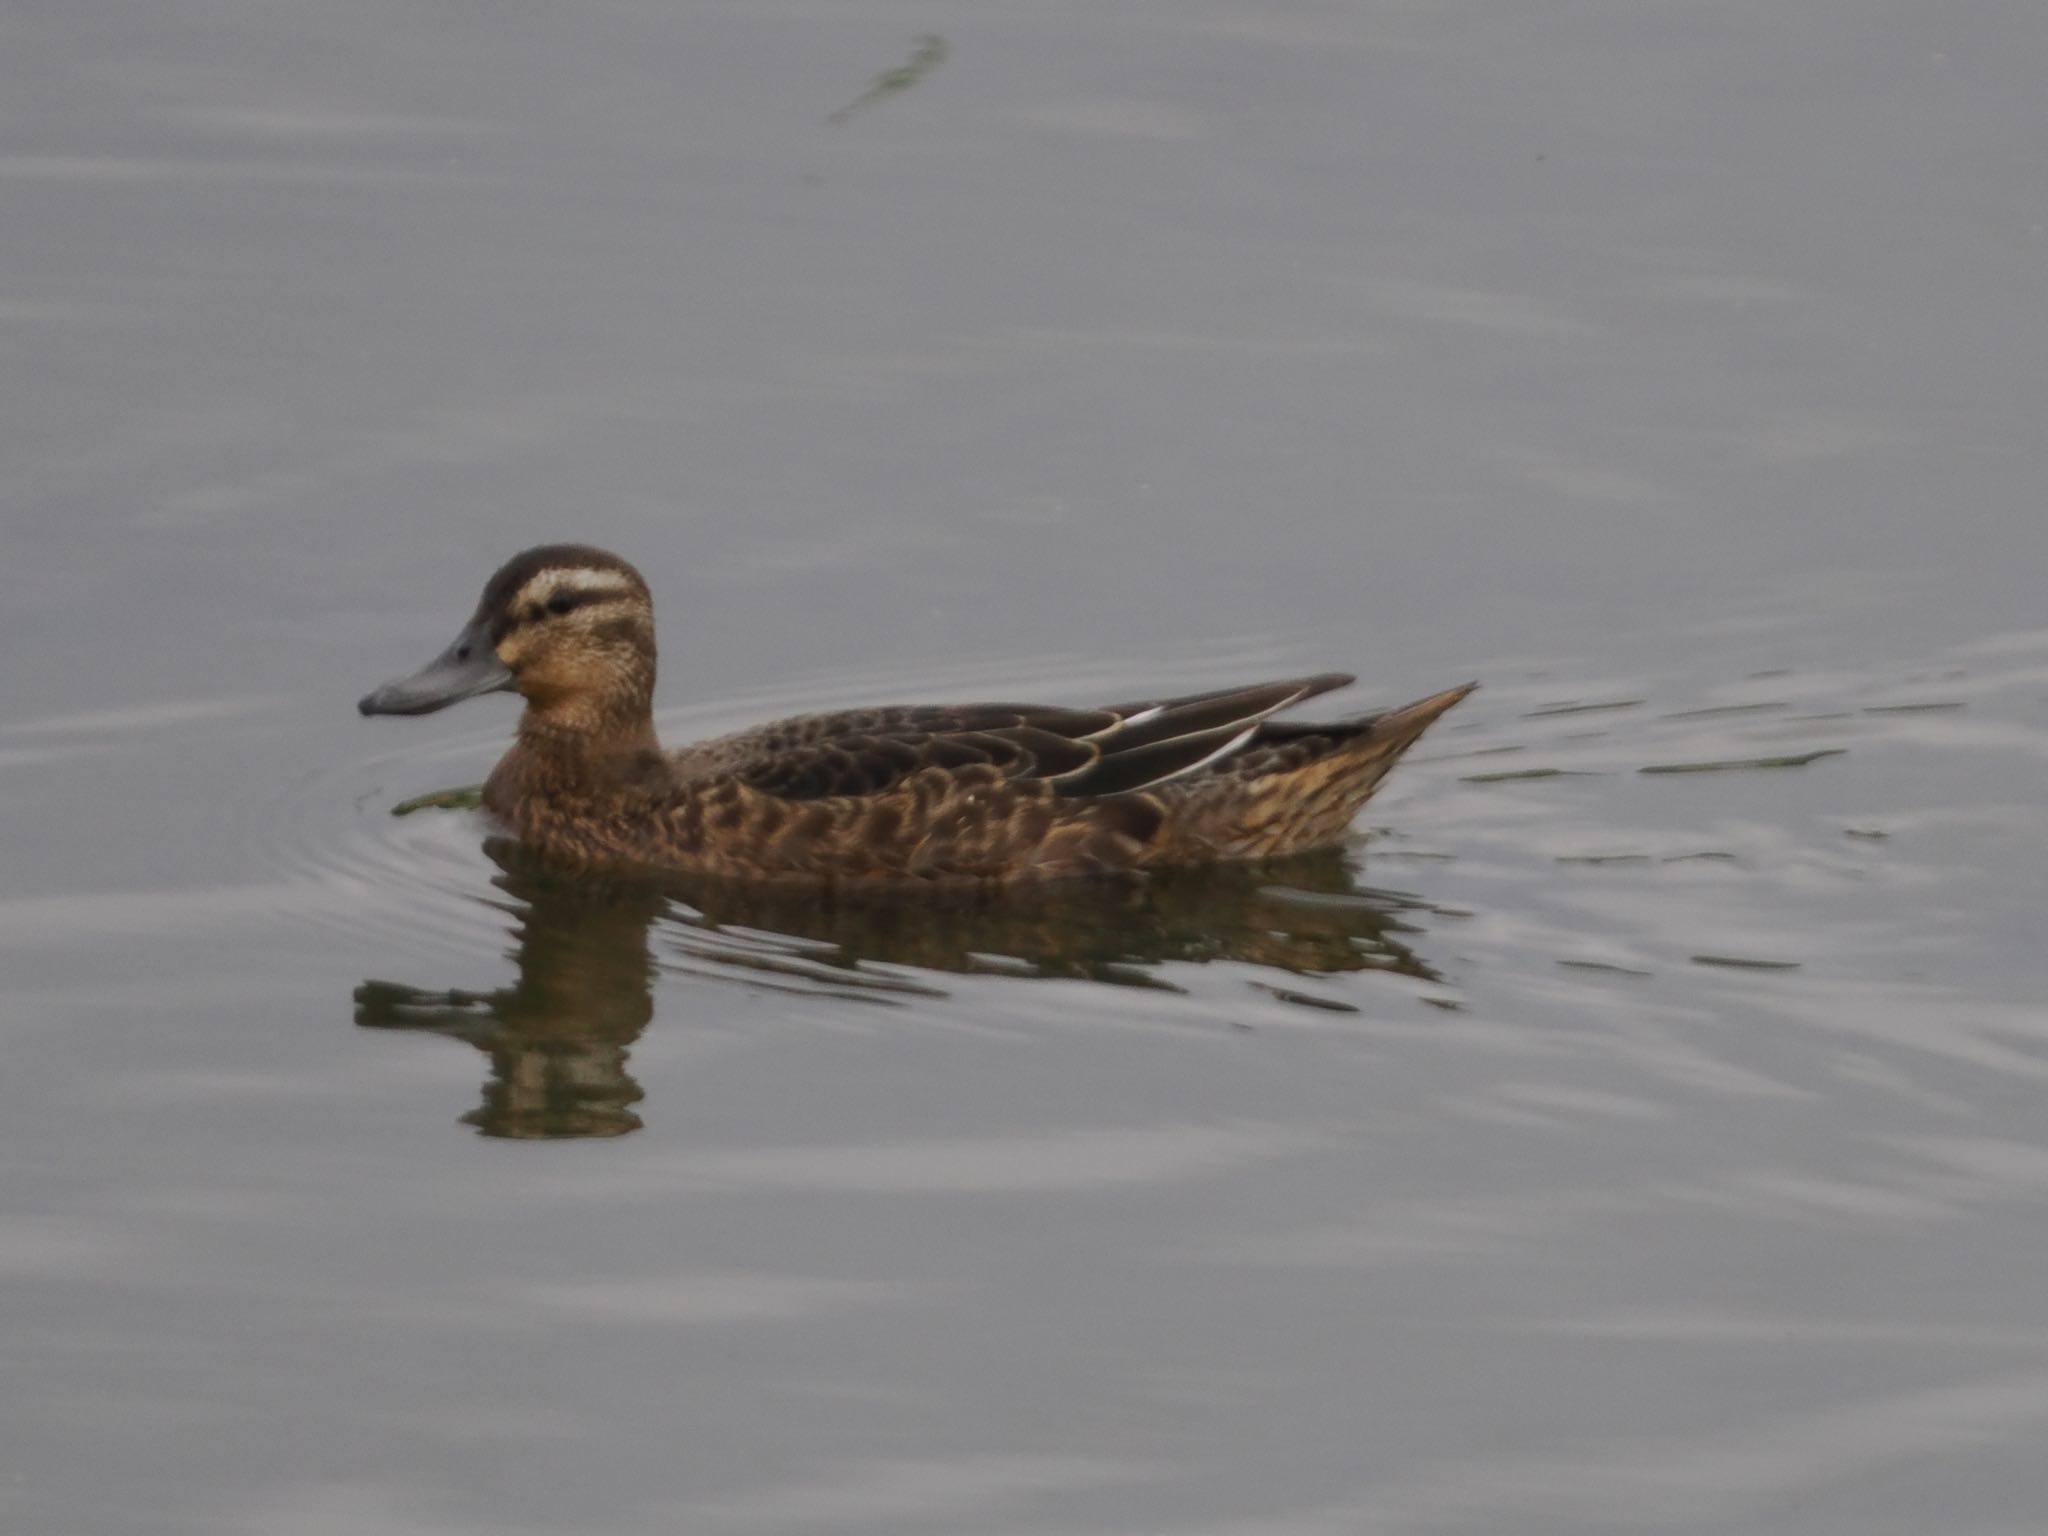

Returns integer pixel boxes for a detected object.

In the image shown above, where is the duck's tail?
[1218,681,1476,856]
[1350,681,1478,766]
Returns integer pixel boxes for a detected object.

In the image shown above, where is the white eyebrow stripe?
[516,567,636,604]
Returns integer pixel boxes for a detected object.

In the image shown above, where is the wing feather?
[711,674,1355,802]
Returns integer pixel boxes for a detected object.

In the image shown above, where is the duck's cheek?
[502,654,580,707]
[493,636,540,681]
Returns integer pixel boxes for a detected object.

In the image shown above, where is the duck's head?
[358,545,657,726]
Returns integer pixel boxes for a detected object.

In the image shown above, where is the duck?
[358,545,1474,883]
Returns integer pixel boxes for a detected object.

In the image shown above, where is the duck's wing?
[709,674,1355,802]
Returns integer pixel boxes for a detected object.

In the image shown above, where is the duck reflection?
[356,845,662,1139]
[356,838,1444,1139]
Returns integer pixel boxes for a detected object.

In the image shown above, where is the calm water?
[6,3,2048,1533]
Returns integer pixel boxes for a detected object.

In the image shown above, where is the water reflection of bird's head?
[357,838,1442,1137]
[356,843,665,1139]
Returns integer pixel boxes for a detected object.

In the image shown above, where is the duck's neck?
[486,700,662,814]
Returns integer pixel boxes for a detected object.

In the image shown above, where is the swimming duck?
[359,545,1474,883]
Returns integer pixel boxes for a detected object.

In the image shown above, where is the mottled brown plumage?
[359,545,1474,883]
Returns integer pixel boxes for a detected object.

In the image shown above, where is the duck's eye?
[545,592,575,616]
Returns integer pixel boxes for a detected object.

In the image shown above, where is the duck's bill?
[358,622,515,717]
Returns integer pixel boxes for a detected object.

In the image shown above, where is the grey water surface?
[6,3,2048,1533]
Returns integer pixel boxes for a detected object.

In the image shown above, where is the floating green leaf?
[391,785,485,816]
[829,34,948,123]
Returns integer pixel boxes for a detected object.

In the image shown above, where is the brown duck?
[359,545,1474,883]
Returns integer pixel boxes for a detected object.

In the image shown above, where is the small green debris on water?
[1690,953,1802,971]
[1861,702,1965,715]
[1460,767,1605,783]
[1555,853,1652,865]
[1844,827,1891,841]
[1662,851,1739,863]
[391,785,485,816]
[1558,959,1654,978]
[1639,748,1845,775]
[1523,698,1646,718]
[1420,995,1466,1012]
[829,34,948,123]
